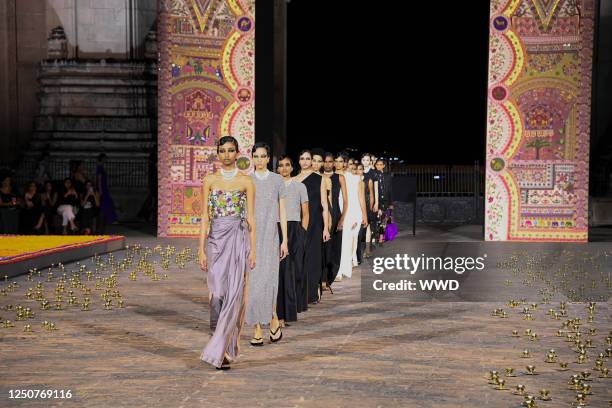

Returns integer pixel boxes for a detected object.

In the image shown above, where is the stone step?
[34,116,155,132]
[32,131,154,141]
[39,78,156,89]
[28,139,156,151]
[40,106,155,117]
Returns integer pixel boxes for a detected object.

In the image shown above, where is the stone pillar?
[272,0,287,158]
[0,0,18,163]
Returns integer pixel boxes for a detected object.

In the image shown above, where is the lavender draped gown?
[200,189,251,368]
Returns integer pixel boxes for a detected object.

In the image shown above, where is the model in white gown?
[337,171,365,279]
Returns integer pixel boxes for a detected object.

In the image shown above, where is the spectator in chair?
[0,174,20,234]
[21,181,45,234]
[41,180,58,234]
[57,178,79,234]
[79,180,100,235]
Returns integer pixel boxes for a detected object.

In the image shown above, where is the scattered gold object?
[522,349,531,358]
[515,384,526,396]
[582,384,592,395]
[526,365,536,375]
[538,389,550,401]
[23,324,32,332]
[512,330,520,337]
[558,362,569,371]
[504,368,515,377]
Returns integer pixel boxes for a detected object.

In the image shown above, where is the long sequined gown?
[200,189,251,368]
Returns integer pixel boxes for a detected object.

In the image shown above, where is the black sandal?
[250,337,264,346]
[216,356,231,370]
[269,325,283,343]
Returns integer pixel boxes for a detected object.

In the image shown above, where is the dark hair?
[252,142,270,157]
[375,158,387,166]
[357,163,364,169]
[277,155,293,166]
[217,136,239,153]
[324,152,334,160]
[299,149,312,158]
[311,148,324,159]
[336,151,348,160]
[63,178,73,190]
[361,153,371,160]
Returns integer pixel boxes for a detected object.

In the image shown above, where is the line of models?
[198,136,394,369]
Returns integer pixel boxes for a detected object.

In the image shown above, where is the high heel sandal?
[269,324,282,343]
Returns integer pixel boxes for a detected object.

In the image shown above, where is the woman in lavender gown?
[199,136,256,369]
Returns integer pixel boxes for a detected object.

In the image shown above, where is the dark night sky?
[286,1,491,164]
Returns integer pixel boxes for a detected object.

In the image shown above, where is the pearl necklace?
[220,167,238,180]
[254,169,270,180]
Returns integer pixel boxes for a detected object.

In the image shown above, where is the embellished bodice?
[208,189,247,219]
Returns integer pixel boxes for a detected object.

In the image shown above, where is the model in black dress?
[295,150,330,304]
[322,153,348,287]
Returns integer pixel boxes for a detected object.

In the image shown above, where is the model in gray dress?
[246,170,286,326]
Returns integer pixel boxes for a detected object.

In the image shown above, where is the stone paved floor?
[0,231,610,407]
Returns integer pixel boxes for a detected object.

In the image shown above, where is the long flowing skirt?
[304,214,323,304]
[324,227,342,286]
[338,217,361,279]
[277,221,304,322]
[200,216,250,368]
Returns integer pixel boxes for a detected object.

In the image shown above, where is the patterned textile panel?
[485,0,594,242]
[157,0,255,236]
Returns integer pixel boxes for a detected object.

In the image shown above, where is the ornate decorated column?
[157,0,256,236]
[485,0,595,242]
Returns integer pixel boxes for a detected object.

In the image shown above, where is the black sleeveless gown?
[302,172,324,303]
[324,173,343,285]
